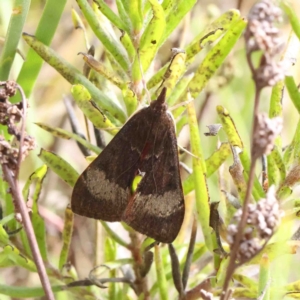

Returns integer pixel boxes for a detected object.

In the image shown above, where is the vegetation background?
[0,0,300,299]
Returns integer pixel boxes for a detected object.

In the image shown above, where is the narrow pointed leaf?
[161,0,197,46]
[185,9,240,61]
[14,0,67,100]
[258,254,271,300]
[187,101,212,251]
[0,0,31,81]
[183,142,231,195]
[154,50,187,99]
[38,149,79,187]
[134,0,165,74]
[80,53,125,89]
[71,84,119,134]
[187,18,247,98]
[2,245,37,272]
[35,122,101,154]
[0,284,65,298]
[22,33,126,123]
[122,87,138,116]
[155,245,168,300]
[94,0,128,31]
[285,76,300,114]
[30,166,48,261]
[281,1,300,41]
[77,0,130,71]
[59,205,74,270]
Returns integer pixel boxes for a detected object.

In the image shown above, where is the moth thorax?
[150,100,167,113]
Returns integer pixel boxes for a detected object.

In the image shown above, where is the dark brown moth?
[71,88,185,243]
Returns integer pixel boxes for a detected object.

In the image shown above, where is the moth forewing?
[71,88,185,243]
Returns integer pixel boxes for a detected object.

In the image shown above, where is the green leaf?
[30,166,48,260]
[35,122,101,154]
[13,0,67,100]
[217,105,265,200]
[22,33,126,123]
[59,205,74,270]
[101,221,129,249]
[76,0,130,71]
[270,146,286,184]
[154,51,187,99]
[154,245,168,300]
[0,245,37,272]
[0,176,17,230]
[187,101,212,251]
[80,53,125,89]
[71,84,119,134]
[20,166,48,258]
[240,150,265,200]
[187,18,247,99]
[281,1,300,41]
[94,0,128,32]
[161,0,197,46]
[120,31,135,63]
[185,9,240,61]
[267,154,280,187]
[38,149,79,187]
[229,153,247,206]
[116,0,132,34]
[132,0,165,81]
[233,274,258,290]
[122,0,143,32]
[258,254,270,300]
[104,238,118,299]
[0,224,9,245]
[0,284,64,298]
[122,87,138,116]
[217,106,243,148]
[147,9,240,91]
[285,76,300,114]
[292,118,300,163]
[167,73,194,107]
[0,0,30,81]
[183,142,231,195]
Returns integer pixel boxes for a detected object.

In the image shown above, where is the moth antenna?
[156,87,167,105]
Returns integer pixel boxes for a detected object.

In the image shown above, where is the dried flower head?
[252,113,282,159]
[0,81,35,170]
[245,0,286,88]
[0,101,22,127]
[246,0,282,58]
[0,81,17,100]
[0,136,19,166]
[256,60,286,87]
[227,186,282,261]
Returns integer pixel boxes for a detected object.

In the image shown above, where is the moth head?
[150,87,168,113]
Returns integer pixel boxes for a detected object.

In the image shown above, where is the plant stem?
[1,84,55,299]
[2,166,55,300]
[221,86,261,299]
